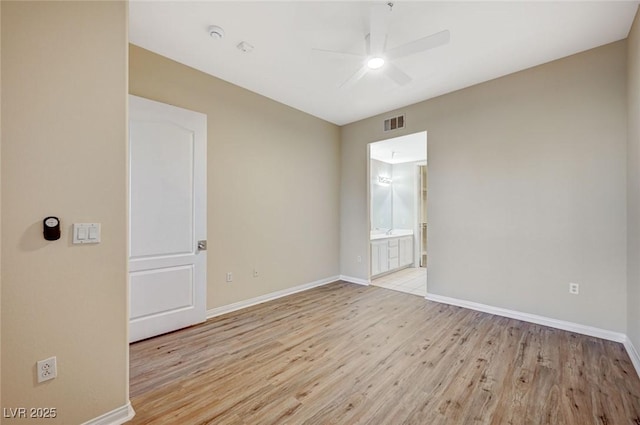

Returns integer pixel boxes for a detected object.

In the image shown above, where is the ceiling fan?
[315,2,450,89]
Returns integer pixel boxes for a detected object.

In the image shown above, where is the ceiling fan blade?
[312,48,365,59]
[386,29,450,61]
[369,4,389,56]
[383,63,412,86]
[340,65,369,89]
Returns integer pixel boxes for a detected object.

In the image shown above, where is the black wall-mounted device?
[43,216,61,241]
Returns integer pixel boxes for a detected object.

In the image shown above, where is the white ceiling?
[370,131,427,164]
[129,1,639,126]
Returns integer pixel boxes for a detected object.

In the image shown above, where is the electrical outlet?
[569,282,579,295]
[37,356,57,383]
[357,255,362,263]
[253,268,259,278]
[226,272,233,282]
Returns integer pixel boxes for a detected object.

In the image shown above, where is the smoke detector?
[208,25,224,40]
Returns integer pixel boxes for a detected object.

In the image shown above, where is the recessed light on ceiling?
[208,25,224,40]
[367,57,385,70]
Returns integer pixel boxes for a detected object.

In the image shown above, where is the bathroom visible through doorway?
[368,131,427,297]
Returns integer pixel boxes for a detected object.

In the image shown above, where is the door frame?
[367,131,428,292]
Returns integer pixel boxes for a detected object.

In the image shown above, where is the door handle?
[197,240,207,251]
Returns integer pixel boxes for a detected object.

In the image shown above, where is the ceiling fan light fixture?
[367,57,385,70]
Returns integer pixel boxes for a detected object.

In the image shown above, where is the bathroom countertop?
[370,229,414,240]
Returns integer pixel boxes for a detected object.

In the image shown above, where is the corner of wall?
[0,0,3,414]
[627,4,640,356]
[624,337,640,380]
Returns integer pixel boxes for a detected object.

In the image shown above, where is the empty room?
[2,1,640,424]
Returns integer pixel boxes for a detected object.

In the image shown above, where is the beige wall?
[628,6,640,350]
[129,45,341,309]
[1,1,3,416]
[342,41,628,332]
[1,2,129,424]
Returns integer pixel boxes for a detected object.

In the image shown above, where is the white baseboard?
[81,403,134,425]
[624,337,640,378]
[425,292,626,343]
[207,275,340,319]
[339,275,370,286]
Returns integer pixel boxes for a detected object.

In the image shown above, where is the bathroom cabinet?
[371,235,414,277]
[371,240,389,276]
[399,236,413,267]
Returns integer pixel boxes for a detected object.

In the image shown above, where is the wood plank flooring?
[129,281,640,424]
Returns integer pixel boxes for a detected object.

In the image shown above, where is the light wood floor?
[129,281,640,424]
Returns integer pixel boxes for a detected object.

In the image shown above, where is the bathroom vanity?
[370,230,414,277]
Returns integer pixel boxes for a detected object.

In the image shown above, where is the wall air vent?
[383,114,405,132]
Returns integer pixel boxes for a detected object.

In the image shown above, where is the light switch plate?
[73,223,100,244]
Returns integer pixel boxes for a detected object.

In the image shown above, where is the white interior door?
[128,95,207,343]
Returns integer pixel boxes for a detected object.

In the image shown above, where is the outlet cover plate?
[37,356,57,383]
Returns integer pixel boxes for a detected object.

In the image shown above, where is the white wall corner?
[339,275,370,286]
[624,337,640,379]
[80,403,135,425]
[425,292,627,343]
[207,275,340,319]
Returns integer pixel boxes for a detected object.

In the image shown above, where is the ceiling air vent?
[383,114,405,132]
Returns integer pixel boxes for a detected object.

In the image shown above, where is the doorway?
[368,131,427,296]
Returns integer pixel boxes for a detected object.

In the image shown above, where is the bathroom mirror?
[371,159,393,230]
[369,132,427,233]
